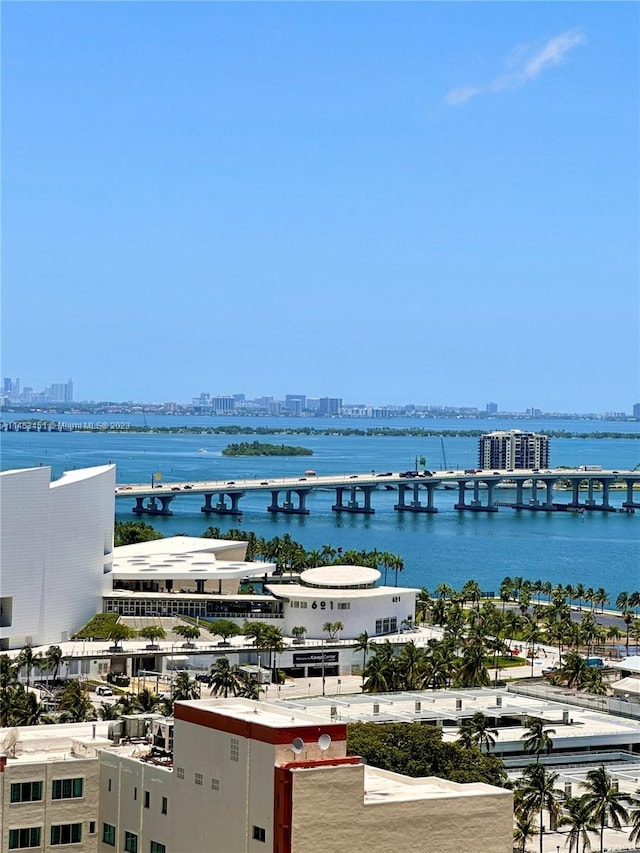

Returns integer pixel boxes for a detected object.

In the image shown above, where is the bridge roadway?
[115,468,640,517]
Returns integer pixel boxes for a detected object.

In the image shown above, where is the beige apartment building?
[1,701,513,853]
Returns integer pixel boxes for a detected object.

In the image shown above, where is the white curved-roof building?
[266,565,418,639]
[0,464,115,650]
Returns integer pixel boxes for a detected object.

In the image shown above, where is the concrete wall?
[289,764,513,853]
[0,755,100,853]
[0,465,115,649]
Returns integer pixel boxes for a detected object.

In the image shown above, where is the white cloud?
[445,29,586,106]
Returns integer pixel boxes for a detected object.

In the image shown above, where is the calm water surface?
[2,415,638,599]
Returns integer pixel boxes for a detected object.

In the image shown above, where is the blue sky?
[2,2,638,412]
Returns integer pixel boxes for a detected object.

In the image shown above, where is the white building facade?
[0,465,115,650]
[266,566,417,640]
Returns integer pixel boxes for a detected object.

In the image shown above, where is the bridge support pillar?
[132,495,174,516]
[332,485,375,514]
[268,488,310,515]
[455,479,498,512]
[200,491,245,515]
[623,479,640,511]
[394,482,438,513]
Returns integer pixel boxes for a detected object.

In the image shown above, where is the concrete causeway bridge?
[115,468,640,517]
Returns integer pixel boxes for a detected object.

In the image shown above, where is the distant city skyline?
[2,3,638,411]
[1,374,637,418]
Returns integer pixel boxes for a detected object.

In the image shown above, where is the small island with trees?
[222,440,313,457]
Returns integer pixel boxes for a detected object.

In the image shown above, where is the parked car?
[95,686,113,696]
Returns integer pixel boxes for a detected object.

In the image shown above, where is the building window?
[89,822,96,835]
[144,790,151,809]
[8,828,41,849]
[230,737,239,762]
[337,602,350,610]
[103,824,116,846]
[133,786,137,801]
[252,826,266,843]
[108,778,112,792]
[150,843,166,853]
[176,767,184,779]
[195,773,203,786]
[211,778,220,791]
[161,797,168,815]
[10,781,43,803]
[51,823,82,845]
[52,778,83,799]
[124,831,138,853]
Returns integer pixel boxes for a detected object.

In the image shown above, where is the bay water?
[2,414,638,601]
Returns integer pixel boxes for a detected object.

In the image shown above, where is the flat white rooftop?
[363,767,509,804]
[299,565,380,588]
[176,697,344,730]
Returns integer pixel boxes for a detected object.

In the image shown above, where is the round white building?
[266,565,418,639]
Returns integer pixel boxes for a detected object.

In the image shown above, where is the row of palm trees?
[432,575,640,619]
[514,763,640,853]
[362,596,618,696]
[202,527,406,585]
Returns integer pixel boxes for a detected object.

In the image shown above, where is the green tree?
[559,796,598,853]
[134,687,162,713]
[516,763,564,853]
[43,645,66,682]
[107,622,136,650]
[209,658,241,698]
[114,521,163,546]
[629,788,640,846]
[207,619,241,644]
[523,716,555,763]
[581,765,631,853]
[291,625,307,643]
[355,632,373,691]
[174,624,201,645]
[57,681,96,722]
[322,621,344,641]
[172,671,200,701]
[138,626,167,646]
[513,810,538,853]
[16,645,41,690]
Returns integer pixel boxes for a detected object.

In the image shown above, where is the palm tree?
[522,619,543,678]
[581,765,630,853]
[363,642,396,693]
[57,680,96,722]
[416,588,431,623]
[355,632,373,691]
[523,716,555,762]
[172,671,200,701]
[97,702,122,721]
[43,645,66,683]
[135,687,162,713]
[559,796,598,853]
[517,763,564,853]
[513,810,538,853]
[455,637,490,688]
[628,787,640,846]
[209,658,242,698]
[322,621,344,641]
[466,711,498,753]
[16,645,40,690]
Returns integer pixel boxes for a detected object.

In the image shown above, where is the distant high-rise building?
[478,430,549,470]
[285,394,306,415]
[318,397,342,416]
[632,402,640,419]
[211,396,235,414]
[485,402,498,414]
